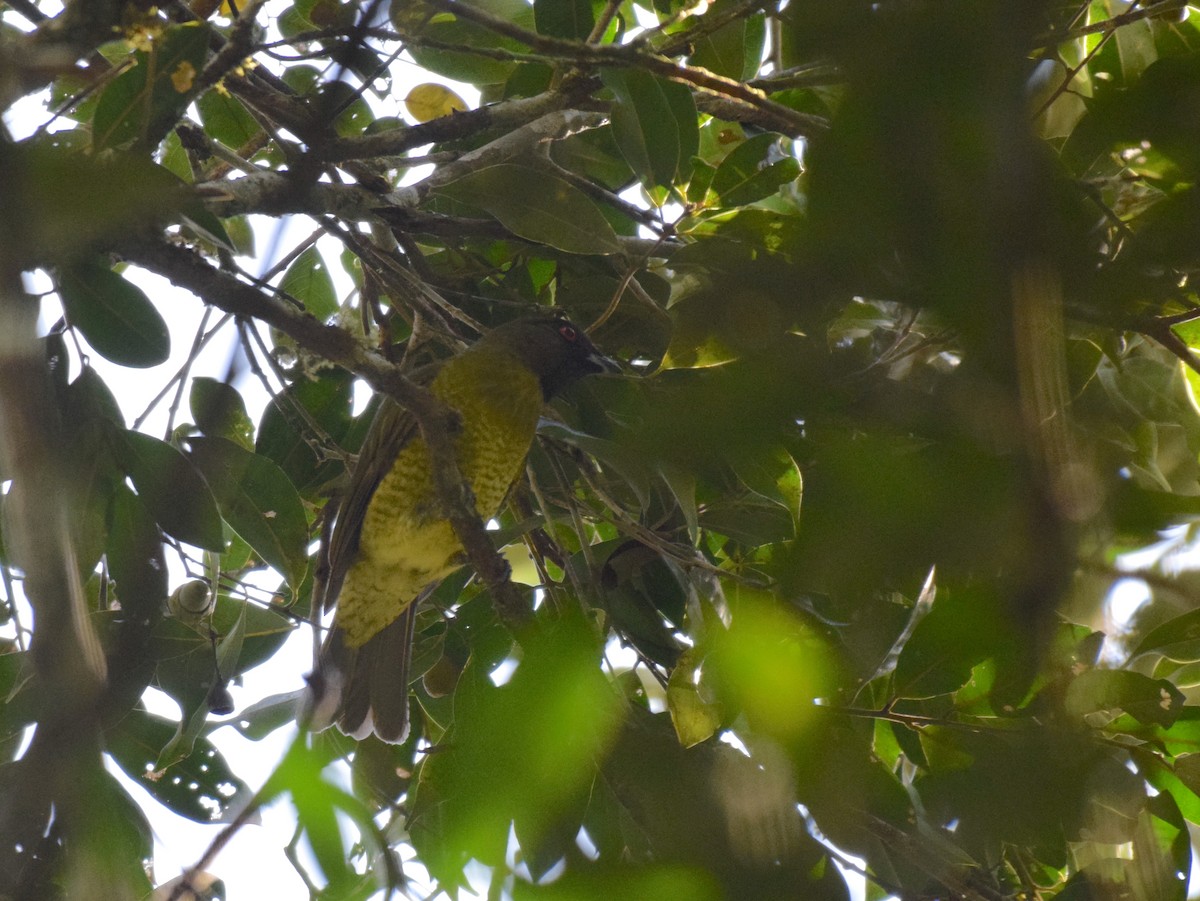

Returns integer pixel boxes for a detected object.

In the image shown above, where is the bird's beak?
[587,350,622,375]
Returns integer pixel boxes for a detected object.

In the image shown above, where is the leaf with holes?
[105,707,255,824]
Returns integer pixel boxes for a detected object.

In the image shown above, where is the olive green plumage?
[307,316,613,743]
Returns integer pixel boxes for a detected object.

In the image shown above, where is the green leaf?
[689,3,766,81]
[92,23,211,151]
[255,369,356,493]
[1066,669,1185,728]
[187,437,310,588]
[667,647,721,747]
[266,739,385,888]
[1139,748,1200,825]
[404,0,533,85]
[71,768,156,897]
[599,540,686,667]
[105,707,255,824]
[533,0,593,39]
[159,129,191,180]
[106,483,168,620]
[119,430,226,552]
[551,126,636,190]
[153,594,294,717]
[1131,606,1200,659]
[279,246,338,320]
[435,163,622,255]
[190,377,255,449]
[1113,14,1158,86]
[893,585,1002,699]
[15,143,187,263]
[706,592,835,742]
[511,864,722,901]
[196,89,263,149]
[602,69,696,190]
[1131,792,1189,901]
[58,260,170,368]
[231,690,308,741]
[710,133,801,206]
[180,207,236,253]
[410,614,622,881]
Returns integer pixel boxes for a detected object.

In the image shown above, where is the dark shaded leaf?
[119,430,225,551]
[603,69,695,190]
[105,708,255,824]
[59,260,170,368]
[190,377,255,448]
[534,0,593,39]
[255,369,357,493]
[153,593,294,716]
[106,483,168,620]
[435,163,622,254]
[689,2,765,81]
[187,437,310,588]
[1131,792,1189,901]
[1066,669,1185,728]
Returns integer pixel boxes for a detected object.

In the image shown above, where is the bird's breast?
[334,355,545,646]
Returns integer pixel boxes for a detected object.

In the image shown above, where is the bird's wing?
[322,361,438,611]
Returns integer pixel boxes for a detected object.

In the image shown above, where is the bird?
[305,315,616,743]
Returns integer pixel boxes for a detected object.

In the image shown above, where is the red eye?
[559,324,577,341]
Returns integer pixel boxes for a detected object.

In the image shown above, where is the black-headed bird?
[306,315,614,742]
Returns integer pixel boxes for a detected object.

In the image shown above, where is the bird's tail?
[304,605,418,744]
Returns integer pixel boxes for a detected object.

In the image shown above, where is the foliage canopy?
[7,1,1200,899]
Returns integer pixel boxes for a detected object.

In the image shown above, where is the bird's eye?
[558,324,578,342]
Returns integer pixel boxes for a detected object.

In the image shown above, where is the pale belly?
[334,364,541,647]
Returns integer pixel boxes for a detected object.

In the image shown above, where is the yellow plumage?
[306,316,614,742]
[334,348,544,646]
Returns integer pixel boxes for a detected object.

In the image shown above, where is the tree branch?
[318,90,574,162]
[115,237,533,634]
[420,0,826,138]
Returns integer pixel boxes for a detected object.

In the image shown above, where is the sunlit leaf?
[667,647,721,747]
[710,133,801,206]
[404,83,468,122]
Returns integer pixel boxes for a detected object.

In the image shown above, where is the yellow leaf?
[171,61,197,93]
[405,83,467,123]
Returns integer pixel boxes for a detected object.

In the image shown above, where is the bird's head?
[483,315,619,400]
